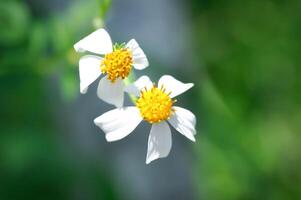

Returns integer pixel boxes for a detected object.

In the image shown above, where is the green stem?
[124,72,138,104]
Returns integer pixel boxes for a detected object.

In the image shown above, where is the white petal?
[94,107,142,142]
[126,39,149,70]
[97,76,125,107]
[74,28,113,54]
[168,106,196,142]
[79,55,102,94]
[158,75,194,98]
[124,75,153,96]
[146,121,172,164]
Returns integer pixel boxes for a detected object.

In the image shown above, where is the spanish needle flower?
[94,75,196,164]
[74,28,149,107]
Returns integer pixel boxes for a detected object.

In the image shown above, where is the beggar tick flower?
[74,28,149,107]
[94,75,196,164]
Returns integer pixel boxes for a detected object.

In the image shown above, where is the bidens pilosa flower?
[74,29,149,107]
[94,75,196,164]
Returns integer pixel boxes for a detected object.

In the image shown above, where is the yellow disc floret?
[136,85,176,123]
[101,48,133,82]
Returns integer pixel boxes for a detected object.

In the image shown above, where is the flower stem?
[124,72,138,104]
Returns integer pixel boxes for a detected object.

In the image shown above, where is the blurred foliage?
[0,0,111,100]
[0,0,117,199]
[189,0,301,199]
[0,128,116,199]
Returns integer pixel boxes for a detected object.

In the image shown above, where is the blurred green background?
[1,0,300,199]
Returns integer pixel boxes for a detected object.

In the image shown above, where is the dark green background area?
[0,0,300,199]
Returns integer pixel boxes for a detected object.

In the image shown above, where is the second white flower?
[94,75,196,164]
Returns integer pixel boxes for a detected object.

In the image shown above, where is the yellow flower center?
[136,85,176,124]
[100,48,133,82]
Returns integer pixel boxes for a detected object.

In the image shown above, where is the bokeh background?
[1,0,301,199]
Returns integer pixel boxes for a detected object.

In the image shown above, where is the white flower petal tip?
[94,107,142,142]
[74,28,113,54]
[97,76,124,108]
[81,87,88,94]
[168,106,197,142]
[79,55,102,94]
[124,75,153,96]
[146,121,172,164]
[158,75,194,98]
[126,39,149,70]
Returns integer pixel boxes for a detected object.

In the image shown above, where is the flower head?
[74,29,149,107]
[136,85,175,123]
[100,46,133,82]
[94,75,196,164]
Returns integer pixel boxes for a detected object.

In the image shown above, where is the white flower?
[94,75,196,164]
[74,28,149,107]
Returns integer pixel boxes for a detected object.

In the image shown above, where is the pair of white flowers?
[74,29,196,164]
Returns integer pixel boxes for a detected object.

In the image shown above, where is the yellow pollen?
[136,85,176,124]
[100,48,133,82]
